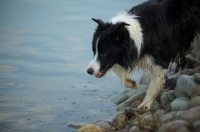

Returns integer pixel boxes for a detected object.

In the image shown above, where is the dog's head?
[87,18,131,78]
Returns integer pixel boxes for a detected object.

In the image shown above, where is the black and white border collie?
[87,0,200,110]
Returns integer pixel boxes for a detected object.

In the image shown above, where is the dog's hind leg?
[138,68,166,110]
[112,64,137,89]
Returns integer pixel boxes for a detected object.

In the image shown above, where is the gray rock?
[195,73,200,84]
[181,106,200,125]
[191,92,200,98]
[93,120,111,131]
[161,90,176,110]
[171,96,190,111]
[188,96,200,108]
[174,75,200,97]
[129,126,139,132]
[193,120,200,130]
[161,111,185,123]
[157,120,190,132]
[116,91,146,111]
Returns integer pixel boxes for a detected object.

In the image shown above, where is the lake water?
[0,0,145,132]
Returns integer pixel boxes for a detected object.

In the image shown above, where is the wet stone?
[174,75,200,97]
[188,96,200,108]
[171,96,190,111]
[193,120,200,130]
[194,73,200,84]
[161,90,176,110]
[157,120,190,132]
[94,120,111,131]
[181,106,200,125]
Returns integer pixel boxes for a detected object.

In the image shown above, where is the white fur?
[88,38,100,75]
[110,11,143,57]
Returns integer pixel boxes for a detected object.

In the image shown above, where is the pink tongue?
[95,74,101,78]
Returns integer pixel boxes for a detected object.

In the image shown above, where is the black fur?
[90,0,200,76]
[130,0,200,69]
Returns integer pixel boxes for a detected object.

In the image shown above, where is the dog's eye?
[100,53,107,57]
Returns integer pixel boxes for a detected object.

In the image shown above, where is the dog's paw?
[137,100,153,111]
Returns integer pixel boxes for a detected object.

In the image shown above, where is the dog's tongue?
[95,73,101,78]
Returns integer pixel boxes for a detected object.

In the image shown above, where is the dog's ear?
[112,22,130,41]
[92,18,105,28]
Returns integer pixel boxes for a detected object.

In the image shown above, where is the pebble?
[116,91,146,111]
[129,126,139,132]
[93,120,111,131]
[194,73,200,84]
[161,111,185,123]
[188,96,200,108]
[171,96,190,111]
[193,120,200,130]
[174,75,200,97]
[77,124,101,132]
[161,90,176,110]
[181,106,200,125]
[157,120,190,132]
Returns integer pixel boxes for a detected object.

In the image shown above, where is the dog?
[87,0,200,110]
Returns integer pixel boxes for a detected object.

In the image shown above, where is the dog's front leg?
[112,64,137,89]
[138,69,165,110]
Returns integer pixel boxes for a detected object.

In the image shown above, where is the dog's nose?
[87,67,94,75]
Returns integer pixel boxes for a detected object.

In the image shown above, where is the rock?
[150,101,162,112]
[180,69,193,75]
[155,109,168,115]
[112,85,148,105]
[138,74,151,85]
[131,101,141,108]
[194,73,200,84]
[181,106,200,125]
[116,91,146,111]
[157,120,190,132]
[193,120,200,130]
[66,122,86,129]
[93,120,111,131]
[188,96,200,108]
[161,111,186,123]
[114,113,127,129]
[171,96,190,111]
[112,90,130,105]
[129,126,139,132]
[192,32,200,61]
[161,90,176,110]
[174,75,200,97]
[191,92,200,98]
[77,124,101,132]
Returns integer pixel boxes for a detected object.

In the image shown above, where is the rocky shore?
[74,33,200,132]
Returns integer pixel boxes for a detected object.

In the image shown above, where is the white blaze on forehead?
[87,38,100,75]
[110,11,143,57]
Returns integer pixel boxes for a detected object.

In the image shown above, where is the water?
[0,0,145,132]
